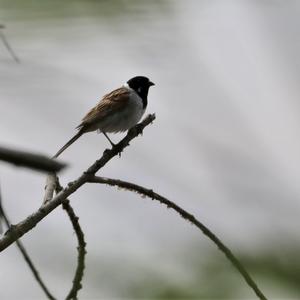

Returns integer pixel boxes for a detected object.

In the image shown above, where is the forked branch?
[0,114,156,253]
[0,113,268,300]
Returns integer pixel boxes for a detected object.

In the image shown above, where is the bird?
[53,76,155,158]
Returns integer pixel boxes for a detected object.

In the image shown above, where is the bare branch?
[55,179,86,300]
[0,185,56,300]
[88,176,268,300]
[0,113,267,300]
[0,26,20,63]
[43,173,57,204]
[0,146,66,173]
[0,114,155,252]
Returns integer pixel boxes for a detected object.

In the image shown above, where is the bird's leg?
[102,132,115,147]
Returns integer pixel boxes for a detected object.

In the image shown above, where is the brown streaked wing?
[76,87,130,130]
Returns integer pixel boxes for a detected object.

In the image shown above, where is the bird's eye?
[138,87,142,93]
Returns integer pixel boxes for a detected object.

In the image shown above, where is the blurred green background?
[1,0,300,299]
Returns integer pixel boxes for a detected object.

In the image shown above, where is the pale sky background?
[1,0,300,299]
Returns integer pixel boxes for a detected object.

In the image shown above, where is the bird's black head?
[127,76,155,108]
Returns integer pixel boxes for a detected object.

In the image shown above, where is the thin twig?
[0,185,56,300]
[0,26,20,63]
[55,178,86,300]
[0,114,155,252]
[0,146,66,173]
[88,176,268,300]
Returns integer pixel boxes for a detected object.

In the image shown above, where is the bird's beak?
[149,81,155,86]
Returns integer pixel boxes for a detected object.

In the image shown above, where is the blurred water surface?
[1,0,300,299]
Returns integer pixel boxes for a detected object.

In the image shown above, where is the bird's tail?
[53,131,83,158]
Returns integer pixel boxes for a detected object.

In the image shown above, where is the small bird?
[53,76,155,158]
